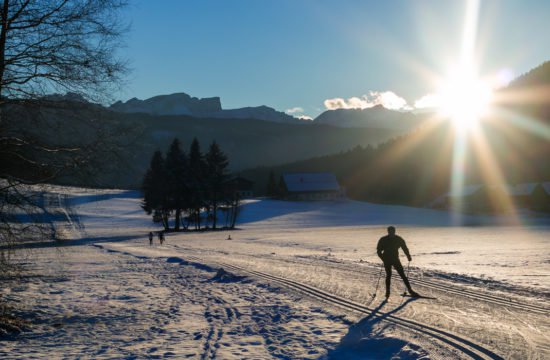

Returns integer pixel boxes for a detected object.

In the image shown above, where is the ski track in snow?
[1,187,549,359]
[1,243,351,359]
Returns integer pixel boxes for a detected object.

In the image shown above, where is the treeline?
[265,171,285,198]
[246,61,550,208]
[245,113,550,207]
[246,121,453,206]
[142,138,239,231]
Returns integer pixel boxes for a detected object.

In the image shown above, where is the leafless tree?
[0,0,129,294]
[0,0,128,102]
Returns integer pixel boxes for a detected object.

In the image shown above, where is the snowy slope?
[2,188,549,359]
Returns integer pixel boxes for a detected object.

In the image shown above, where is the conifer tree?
[205,141,230,229]
[164,138,189,231]
[277,175,287,199]
[142,150,169,230]
[188,138,206,230]
[267,171,277,197]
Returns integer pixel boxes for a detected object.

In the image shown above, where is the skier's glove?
[407,255,412,262]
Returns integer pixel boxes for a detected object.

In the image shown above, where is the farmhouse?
[280,172,345,201]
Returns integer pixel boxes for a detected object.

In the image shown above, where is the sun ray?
[447,0,482,221]
[494,84,550,107]
[450,131,468,224]
[345,112,449,202]
[469,128,522,224]
[489,107,550,141]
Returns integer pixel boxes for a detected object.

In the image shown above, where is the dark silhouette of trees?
[277,175,287,198]
[0,2,128,256]
[188,138,206,230]
[205,141,229,230]
[164,139,189,231]
[0,0,129,328]
[243,104,549,212]
[266,171,277,197]
[142,151,169,230]
[142,138,240,231]
[0,0,128,102]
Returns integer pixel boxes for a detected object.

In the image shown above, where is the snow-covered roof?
[283,173,340,193]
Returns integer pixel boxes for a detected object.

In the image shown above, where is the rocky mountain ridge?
[109,92,301,124]
[109,92,427,129]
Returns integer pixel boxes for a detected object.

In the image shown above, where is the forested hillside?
[243,62,550,206]
[3,101,406,188]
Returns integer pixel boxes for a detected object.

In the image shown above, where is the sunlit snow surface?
[237,199,550,291]
[3,187,548,359]
[71,189,549,291]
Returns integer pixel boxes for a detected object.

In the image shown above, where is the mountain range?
[108,92,425,130]
[15,61,549,192]
[5,98,408,188]
[109,93,303,125]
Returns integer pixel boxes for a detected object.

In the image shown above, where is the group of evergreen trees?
[141,138,239,231]
[266,171,287,198]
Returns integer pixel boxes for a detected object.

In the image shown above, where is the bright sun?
[437,69,493,130]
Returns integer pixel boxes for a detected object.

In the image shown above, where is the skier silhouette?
[158,231,165,245]
[377,226,419,298]
[148,231,153,246]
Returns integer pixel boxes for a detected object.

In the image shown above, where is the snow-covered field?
[1,187,549,359]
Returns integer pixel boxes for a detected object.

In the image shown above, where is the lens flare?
[437,70,493,131]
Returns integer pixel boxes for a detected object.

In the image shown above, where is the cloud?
[286,107,304,114]
[323,91,410,111]
[285,106,312,120]
[414,93,441,109]
[324,98,350,110]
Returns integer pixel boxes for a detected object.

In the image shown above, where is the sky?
[118,0,550,119]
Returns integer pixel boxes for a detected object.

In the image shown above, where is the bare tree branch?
[0,0,129,295]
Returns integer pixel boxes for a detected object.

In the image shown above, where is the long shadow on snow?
[0,234,143,251]
[238,199,465,227]
[238,199,337,224]
[325,299,423,359]
[68,190,139,206]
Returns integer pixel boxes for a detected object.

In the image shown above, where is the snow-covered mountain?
[110,92,302,124]
[314,105,424,130]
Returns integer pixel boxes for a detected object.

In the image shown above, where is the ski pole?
[403,260,411,296]
[372,263,383,299]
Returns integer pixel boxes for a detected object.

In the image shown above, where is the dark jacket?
[377,234,411,263]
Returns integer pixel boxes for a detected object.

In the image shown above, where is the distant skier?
[158,231,165,245]
[148,231,153,246]
[377,226,419,298]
